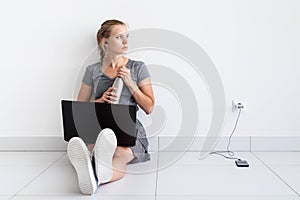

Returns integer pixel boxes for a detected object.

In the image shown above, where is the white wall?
[0,0,299,137]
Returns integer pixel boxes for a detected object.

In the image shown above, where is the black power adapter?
[235,159,249,167]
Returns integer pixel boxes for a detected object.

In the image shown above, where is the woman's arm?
[117,66,155,114]
[128,77,155,115]
[77,83,93,101]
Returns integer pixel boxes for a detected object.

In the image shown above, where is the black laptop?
[61,100,137,146]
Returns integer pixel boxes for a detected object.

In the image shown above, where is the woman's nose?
[122,38,128,44]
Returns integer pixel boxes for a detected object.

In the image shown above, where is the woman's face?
[105,25,129,55]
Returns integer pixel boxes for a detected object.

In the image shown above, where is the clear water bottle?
[111,77,123,104]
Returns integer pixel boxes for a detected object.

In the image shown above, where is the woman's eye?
[116,36,121,39]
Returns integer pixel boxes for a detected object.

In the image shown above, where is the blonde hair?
[96,19,127,62]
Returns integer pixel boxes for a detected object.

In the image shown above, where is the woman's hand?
[117,66,133,86]
[117,66,139,93]
[94,87,117,104]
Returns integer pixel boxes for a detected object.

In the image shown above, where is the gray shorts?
[128,120,151,164]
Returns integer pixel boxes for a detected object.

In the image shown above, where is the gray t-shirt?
[82,59,151,105]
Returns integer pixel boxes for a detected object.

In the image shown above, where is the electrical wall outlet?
[232,100,245,112]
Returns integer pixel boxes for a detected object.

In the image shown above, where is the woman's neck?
[102,55,126,70]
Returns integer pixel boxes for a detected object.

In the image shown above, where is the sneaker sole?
[67,137,97,195]
[94,128,117,183]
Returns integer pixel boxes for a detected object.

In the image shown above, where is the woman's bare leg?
[87,144,95,159]
[103,146,135,183]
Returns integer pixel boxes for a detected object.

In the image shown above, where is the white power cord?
[209,108,243,160]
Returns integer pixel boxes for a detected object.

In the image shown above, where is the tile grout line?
[9,152,66,200]
[251,152,300,197]
[154,137,160,200]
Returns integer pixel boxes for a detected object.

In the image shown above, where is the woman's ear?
[100,38,108,45]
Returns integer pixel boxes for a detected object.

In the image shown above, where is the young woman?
[67,19,155,195]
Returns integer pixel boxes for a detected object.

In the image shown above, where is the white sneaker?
[67,137,97,195]
[94,128,117,184]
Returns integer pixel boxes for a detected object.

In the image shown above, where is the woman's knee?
[113,146,134,160]
[114,146,130,157]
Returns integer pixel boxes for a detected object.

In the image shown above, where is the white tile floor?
[0,151,300,200]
